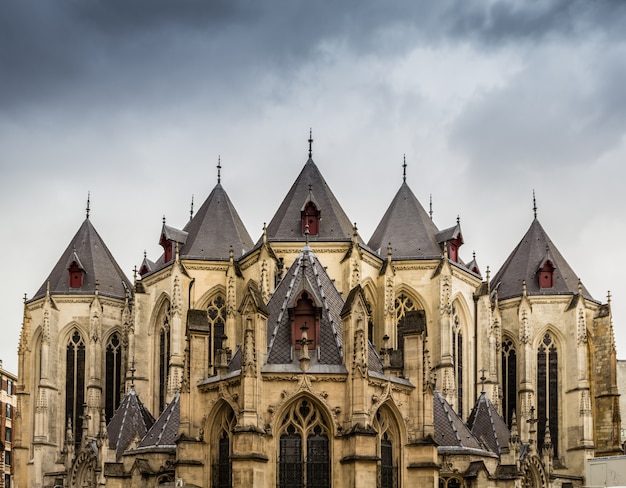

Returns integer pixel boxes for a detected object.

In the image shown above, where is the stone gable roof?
[32,218,132,301]
[262,158,362,243]
[107,388,155,459]
[181,183,254,260]
[265,246,344,370]
[491,218,593,301]
[368,182,442,259]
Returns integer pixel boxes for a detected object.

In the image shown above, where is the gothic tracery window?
[105,332,122,421]
[207,295,226,373]
[66,330,85,449]
[501,338,517,428]
[537,332,558,457]
[278,398,330,488]
[158,304,171,413]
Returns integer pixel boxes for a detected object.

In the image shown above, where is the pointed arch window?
[278,398,330,488]
[501,338,517,428]
[537,332,558,457]
[212,408,236,488]
[376,407,399,488]
[158,305,171,413]
[289,291,320,350]
[452,305,464,418]
[301,201,320,236]
[66,330,85,449]
[207,295,226,374]
[105,333,122,422]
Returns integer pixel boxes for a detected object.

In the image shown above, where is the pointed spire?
[352,222,358,245]
[262,222,267,244]
[190,194,194,221]
[308,128,313,158]
[533,190,537,219]
[86,192,91,219]
[402,154,407,183]
[217,156,222,184]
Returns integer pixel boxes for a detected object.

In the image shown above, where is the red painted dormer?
[538,259,555,288]
[301,201,320,236]
[159,234,174,263]
[289,291,321,349]
[68,260,84,288]
[448,234,463,263]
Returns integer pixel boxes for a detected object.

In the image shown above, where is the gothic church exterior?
[14,142,622,487]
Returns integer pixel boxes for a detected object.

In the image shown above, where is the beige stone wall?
[616,359,626,443]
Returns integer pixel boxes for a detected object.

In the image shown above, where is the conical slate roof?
[107,388,155,459]
[265,245,345,370]
[434,390,494,456]
[368,182,442,259]
[181,183,254,260]
[491,218,593,301]
[467,392,510,456]
[32,218,132,301]
[262,158,362,243]
[137,392,180,450]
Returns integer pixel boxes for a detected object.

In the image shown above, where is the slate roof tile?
[467,392,510,456]
[107,388,155,459]
[137,392,180,450]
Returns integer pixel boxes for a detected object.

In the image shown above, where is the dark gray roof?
[433,390,484,451]
[261,158,362,243]
[137,392,180,450]
[181,183,254,260]
[161,224,188,244]
[368,182,442,259]
[266,246,344,366]
[467,392,510,456]
[32,218,132,301]
[107,389,155,459]
[491,218,593,301]
[436,222,462,244]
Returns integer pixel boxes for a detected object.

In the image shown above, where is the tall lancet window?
[66,330,86,449]
[105,333,122,421]
[212,407,236,488]
[501,338,517,428]
[158,304,171,413]
[376,407,399,488]
[207,295,226,373]
[451,305,464,417]
[278,398,330,488]
[537,332,558,457]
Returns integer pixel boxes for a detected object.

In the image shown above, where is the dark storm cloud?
[3,0,624,114]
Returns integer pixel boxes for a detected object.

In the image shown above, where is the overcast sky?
[2,0,626,374]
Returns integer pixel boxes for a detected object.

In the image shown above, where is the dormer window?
[68,260,84,288]
[301,201,320,236]
[159,234,174,263]
[448,235,463,263]
[289,291,321,350]
[539,260,555,288]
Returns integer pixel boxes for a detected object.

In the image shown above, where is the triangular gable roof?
[32,218,132,301]
[265,246,344,369]
[262,158,362,243]
[107,388,155,459]
[137,392,180,450]
[467,392,511,456]
[368,182,442,259]
[491,218,593,301]
[181,183,254,260]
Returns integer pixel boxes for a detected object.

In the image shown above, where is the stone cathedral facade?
[13,141,622,488]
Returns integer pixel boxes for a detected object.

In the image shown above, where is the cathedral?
[13,138,622,488]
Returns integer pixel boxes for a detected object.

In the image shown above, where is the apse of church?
[14,142,621,488]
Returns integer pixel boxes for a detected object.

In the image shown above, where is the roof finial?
[217,156,221,184]
[533,190,537,219]
[130,356,136,389]
[305,223,310,247]
[480,368,487,393]
[429,194,433,220]
[456,215,460,225]
[190,195,194,221]
[403,154,407,183]
[86,191,91,219]
[308,128,313,158]
[162,215,166,225]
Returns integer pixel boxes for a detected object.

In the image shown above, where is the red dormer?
[289,291,321,349]
[448,234,463,263]
[538,259,555,288]
[68,260,84,288]
[159,234,174,263]
[301,201,320,236]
